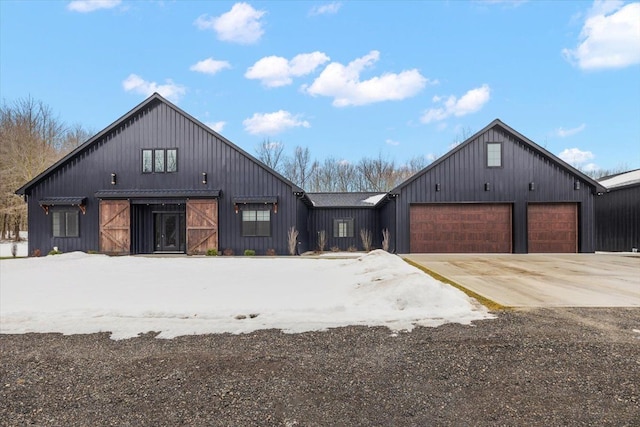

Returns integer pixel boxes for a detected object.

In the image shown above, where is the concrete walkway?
[403,253,640,307]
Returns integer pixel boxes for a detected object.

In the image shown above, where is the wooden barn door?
[186,199,218,255]
[99,200,130,254]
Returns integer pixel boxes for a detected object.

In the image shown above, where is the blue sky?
[1,0,639,172]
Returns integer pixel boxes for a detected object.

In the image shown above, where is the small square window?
[52,210,79,238]
[487,142,502,167]
[242,209,271,237]
[333,218,354,238]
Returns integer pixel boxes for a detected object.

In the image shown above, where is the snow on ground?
[0,250,493,340]
[0,240,28,257]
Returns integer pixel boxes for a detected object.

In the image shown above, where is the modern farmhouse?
[16,93,606,255]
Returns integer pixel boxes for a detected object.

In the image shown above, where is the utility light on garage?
[435,183,441,192]
[529,182,535,191]
[574,181,580,190]
[484,182,490,191]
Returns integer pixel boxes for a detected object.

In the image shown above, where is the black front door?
[155,213,185,252]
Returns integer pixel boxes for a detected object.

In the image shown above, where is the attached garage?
[410,204,512,253]
[527,203,578,253]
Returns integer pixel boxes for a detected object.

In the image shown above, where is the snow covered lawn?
[0,250,493,339]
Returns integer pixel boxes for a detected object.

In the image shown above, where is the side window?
[487,142,502,167]
[333,218,354,238]
[52,209,79,238]
[242,210,271,237]
[142,150,153,173]
[166,149,177,172]
[154,149,165,172]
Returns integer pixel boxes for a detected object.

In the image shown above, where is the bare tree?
[357,153,397,191]
[0,97,90,240]
[282,146,318,188]
[255,138,285,172]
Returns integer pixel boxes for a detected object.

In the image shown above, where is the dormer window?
[487,142,502,167]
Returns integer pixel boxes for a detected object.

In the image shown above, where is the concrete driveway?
[403,253,640,308]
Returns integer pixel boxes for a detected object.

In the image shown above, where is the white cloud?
[190,58,231,75]
[245,52,330,87]
[558,147,595,167]
[304,51,431,107]
[67,0,121,12]
[205,121,226,133]
[385,139,400,146]
[556,123,586,137]
[309,2,342,16]
[421,84,491,123]
[563,1,640,70]
[194,2,266,45]
[243,110,310,135]
[122,74,186,102]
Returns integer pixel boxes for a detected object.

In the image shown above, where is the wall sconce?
[111,173,117,185]
[435,183,441,192]
[484,182,490,191]
[574,181,580,190]
[202,172,207,185]
[529,182,535,191]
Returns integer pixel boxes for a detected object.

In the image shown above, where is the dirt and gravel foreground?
[1,308,638,426]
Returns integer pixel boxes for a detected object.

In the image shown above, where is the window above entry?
[142,149,177,173]
[486,142,502,168]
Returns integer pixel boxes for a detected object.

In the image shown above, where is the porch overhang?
[231,195,279,213]
[95,189,221,201]
[39,197,87,215]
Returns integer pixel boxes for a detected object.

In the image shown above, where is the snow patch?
[362,194,386,205]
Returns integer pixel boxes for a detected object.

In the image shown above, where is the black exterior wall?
[596,184,640,252]
[308,207,380,251]
[18,94,304,256]
[387,120,604,254]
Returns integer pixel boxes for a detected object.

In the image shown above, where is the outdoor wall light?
[435,183,441,192]
[574,181,580,190]
[111,173,117,185]
[484,182,490,191]
[529,182,535,191]
[202,172,207,184]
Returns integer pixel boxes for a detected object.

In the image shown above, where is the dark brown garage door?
[527,203,577,253]
[410,204,512,253]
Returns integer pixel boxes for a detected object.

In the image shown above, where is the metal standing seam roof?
[38,197,87,206]
[94,189,222,199]
[306,192,388,208]
[598,169,640,189]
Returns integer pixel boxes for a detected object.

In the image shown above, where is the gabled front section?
[388,119,605,254]
[16,94,308,256]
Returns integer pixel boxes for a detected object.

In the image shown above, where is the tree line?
[0,97,92,241]
[255,140,431,193]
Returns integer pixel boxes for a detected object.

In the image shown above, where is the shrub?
[32,249,41,257]
[360,228,372,252]
[87,250,99,255]
[11,243,17,258]
[287,226,299,256]
[382,228,390,252]
[317,230,326,252]
[48,249,63,256]
[266,248,276,256]
[347,245,357,252]
[330,246,340,252]
[244,249,255,256]
[223,248,234,256]
[206,248,218,256]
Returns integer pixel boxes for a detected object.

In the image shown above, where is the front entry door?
[155,213,185,252]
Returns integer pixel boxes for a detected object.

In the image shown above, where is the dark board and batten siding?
[596,184,640,252]
[308,208,380,251]
[21,97,301,256]
[390,123,599,253]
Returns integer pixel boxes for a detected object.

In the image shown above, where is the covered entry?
[410,203,513,253]
[527,203,578,253]
[96,190,220,255]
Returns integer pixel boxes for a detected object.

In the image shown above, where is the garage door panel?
[527,203,577,253]
[410,204,512,253]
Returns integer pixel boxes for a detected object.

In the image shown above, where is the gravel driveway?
[1,308,639,426]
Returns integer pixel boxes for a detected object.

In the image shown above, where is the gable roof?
[391,118,607,194]
[307,192,388,208]
[598,169,640,190]
[16,93,304,196]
